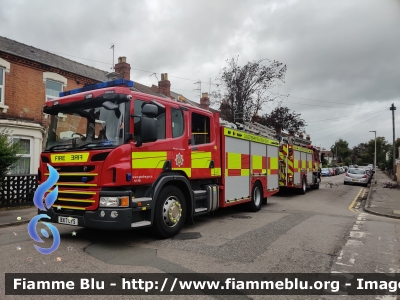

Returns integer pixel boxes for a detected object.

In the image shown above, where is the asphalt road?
[1,173,399,300]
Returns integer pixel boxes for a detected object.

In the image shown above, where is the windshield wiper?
[48,144,72,151]
[78,140,116,149]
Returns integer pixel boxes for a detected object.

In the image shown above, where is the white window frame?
[0,67,4,104]
[0,57,10,112]
[45,79,63,101]
[10,136,33,174]
[43,72,67,102]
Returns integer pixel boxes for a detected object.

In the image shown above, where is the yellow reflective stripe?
[224,127,279,146]
[287,159,293,174]
[50,190,96,195]
[270,157,278,169]
[57,198,95,203]
[172,168,192,177]
[54,205,86,210]
[191,152,211,168]
[293,146,312,153]
[302,160,306,168]
[212,168,221,176]
[252,155,262,169]
[227,152,241,169]
[241,169,250,176]
[132,151,167,169]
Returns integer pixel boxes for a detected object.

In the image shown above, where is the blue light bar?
[59,79,134,97]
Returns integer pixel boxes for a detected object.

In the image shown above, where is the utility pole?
[110,44,115,69]
[369,130,377,184]
[390,103,397,181]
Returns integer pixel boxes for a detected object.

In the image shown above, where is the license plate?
[58,216,78,226]
[352,179,359,182]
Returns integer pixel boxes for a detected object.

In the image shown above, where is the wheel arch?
[150,173,193,223]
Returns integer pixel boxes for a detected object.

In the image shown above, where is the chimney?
[158,73,171,98]
[114,56,131,80]
[299,132,304,138]
[306,134,311,141]
[252,111,260,123]
[200,92,210,110]
[275,126,282,135]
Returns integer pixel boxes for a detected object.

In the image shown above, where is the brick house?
[0,36,208,175]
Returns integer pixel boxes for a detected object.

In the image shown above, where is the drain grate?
[173,232,202,240]
[231,215,252,219]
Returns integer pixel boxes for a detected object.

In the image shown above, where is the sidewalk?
[364,169,400,219]
[0,206,38,228]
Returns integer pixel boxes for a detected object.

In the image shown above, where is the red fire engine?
[38,79,321,238]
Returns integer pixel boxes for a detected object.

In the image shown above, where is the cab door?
[189,111,215,179]
[170,105,192,178]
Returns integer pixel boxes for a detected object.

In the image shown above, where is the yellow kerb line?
[349,188,364,212]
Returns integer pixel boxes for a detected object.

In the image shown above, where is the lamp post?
[369,131,377,184]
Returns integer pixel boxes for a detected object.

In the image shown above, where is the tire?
[313,183,320,190]
[153,185,186,238]
[299,177,307,195]
[262,197,268,205]
[344,182,348,185]
[248,182,262,212]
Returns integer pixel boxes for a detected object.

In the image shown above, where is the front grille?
[51,166,95,172]
[57,175,96,183]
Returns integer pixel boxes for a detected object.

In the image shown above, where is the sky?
[1,0,399,150]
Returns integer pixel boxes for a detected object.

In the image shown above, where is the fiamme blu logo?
[28,164,61,255]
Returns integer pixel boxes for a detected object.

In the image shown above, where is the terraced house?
[0,36,207,177]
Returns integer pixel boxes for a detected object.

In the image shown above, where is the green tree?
[0,129,21,181]
[331,139,351,163]
[386,137,400,169]
[215,57,287,123]
[353,137,391,167]
[258,105,306,135]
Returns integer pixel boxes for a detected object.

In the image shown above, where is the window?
[10,137,32,174]
[46,79,63,101]
[171,108,184,138]
[191,113,210,145]
[133,100,166,141]
[0,68,4,104]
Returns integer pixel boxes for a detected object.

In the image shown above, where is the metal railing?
[0,174,37,207]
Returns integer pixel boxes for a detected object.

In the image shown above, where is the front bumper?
[39,207,135,230]
[344,176,368,185]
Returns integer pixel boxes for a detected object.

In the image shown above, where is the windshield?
[45,103,125,151]
[348,168,365,174]
[321,168,329,171]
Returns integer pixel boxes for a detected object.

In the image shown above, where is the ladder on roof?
[242,122,277,140]
[282,135,312,146]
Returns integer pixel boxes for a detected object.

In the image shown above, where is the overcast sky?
[1,0,399,151]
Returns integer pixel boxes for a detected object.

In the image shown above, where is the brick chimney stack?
[306,134,311,141]
[114,56,131,80]
[200,92,210,110]
[158,73,171,98]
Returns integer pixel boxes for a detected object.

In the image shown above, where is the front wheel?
[248,182,262,212]
[153,185,186,238]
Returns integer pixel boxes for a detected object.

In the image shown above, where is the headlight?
[100,197,119,207]
[99,196,129,207]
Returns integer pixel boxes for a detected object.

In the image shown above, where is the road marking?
[349,188,364,212]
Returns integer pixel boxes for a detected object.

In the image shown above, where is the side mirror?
[142,104,158,118]
[102,101,121,118]
[140,117,157,143]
